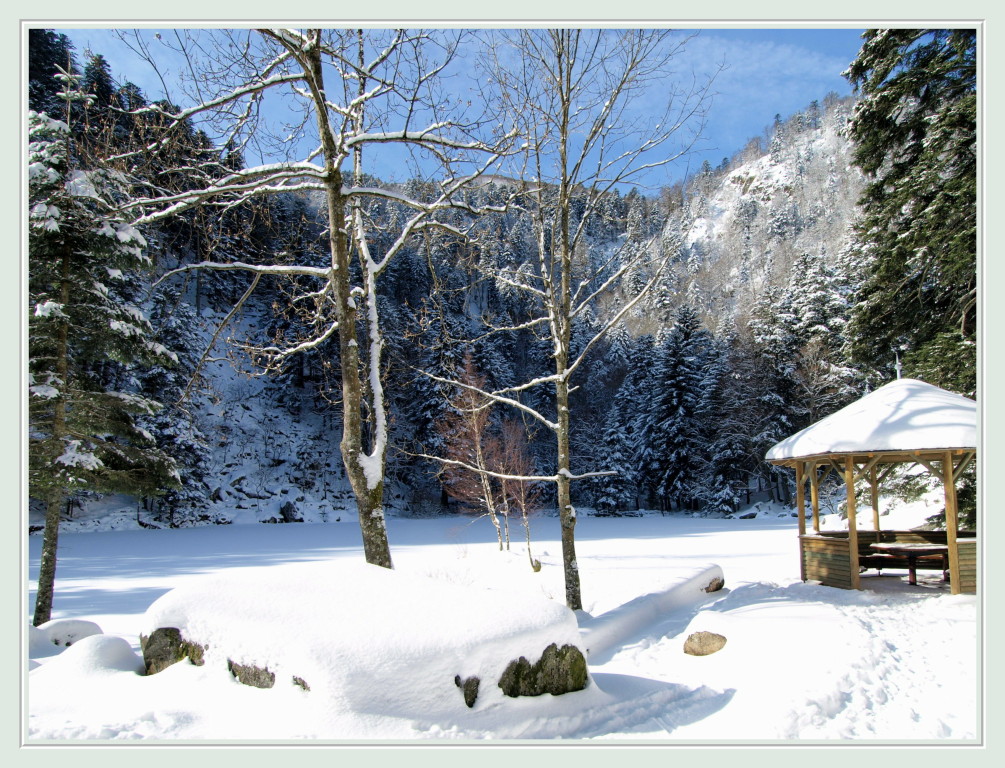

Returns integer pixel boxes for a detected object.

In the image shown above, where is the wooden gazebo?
[766,378,977,594]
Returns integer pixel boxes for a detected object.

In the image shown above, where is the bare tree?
[428,29,714,609]
[493,419,543,572]
[437,353,507,549]
[114,29,507,568]
[435,355,544,569]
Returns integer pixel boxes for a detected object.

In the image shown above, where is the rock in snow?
[683,631,728,656]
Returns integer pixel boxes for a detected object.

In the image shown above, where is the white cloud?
[678,31,859,159]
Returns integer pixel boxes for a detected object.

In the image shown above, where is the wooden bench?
[858,552,947,572]
[826,529,972,581]
[859,551,949,582]
[801,530,976,592]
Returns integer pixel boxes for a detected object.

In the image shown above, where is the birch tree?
[114,29,506,568]
[430,29,712,609]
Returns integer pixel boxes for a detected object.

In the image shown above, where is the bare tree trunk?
[523,511,539,571]
[556,376,581,610]
[474,434,504,550]
[308,38,393,569]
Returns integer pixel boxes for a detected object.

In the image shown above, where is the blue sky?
[680,28,865,170]
[59,26,866,188]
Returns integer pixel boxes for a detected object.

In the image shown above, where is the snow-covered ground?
[25,499,980,744]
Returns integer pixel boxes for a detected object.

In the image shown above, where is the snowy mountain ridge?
[676,94,864,320]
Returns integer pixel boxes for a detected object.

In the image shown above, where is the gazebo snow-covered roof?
[766,378,977,594]
[767,378,977,462]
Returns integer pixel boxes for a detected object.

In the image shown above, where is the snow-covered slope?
[678,96,864,318]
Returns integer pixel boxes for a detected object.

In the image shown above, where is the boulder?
[703,576,725,593]
[454,675,480,708]
[139,627,206,675]
[683,631,727,656]
[498,643,588,698]
[279,501,302,523]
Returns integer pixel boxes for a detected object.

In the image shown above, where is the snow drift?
[141,559,589,718]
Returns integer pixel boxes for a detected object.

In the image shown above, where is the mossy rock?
[228,659,276,688]
[498,643,588,698]
[139,627,206,675]
[454,675,480,708]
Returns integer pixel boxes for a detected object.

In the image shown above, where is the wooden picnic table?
[869,542,950,585]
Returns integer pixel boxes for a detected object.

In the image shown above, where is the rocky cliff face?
[673,95,864,324]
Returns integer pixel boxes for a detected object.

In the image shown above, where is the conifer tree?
[644,305,712,511]
[591,398,636,515]
[695,329,749,515]
[621,334,658,507]
[28,29,76,114]
[844,29,976,395]
[747,287,803,503]
[28,108,178,624]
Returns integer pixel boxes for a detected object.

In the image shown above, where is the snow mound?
[31,618,104,655]
[30,634,146,679]
[142,560,588,717]
[578,565,725,659]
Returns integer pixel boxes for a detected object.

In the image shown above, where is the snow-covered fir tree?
[28,107,179,623]
[642,305,713,511]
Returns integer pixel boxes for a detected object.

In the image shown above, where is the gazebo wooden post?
[809,461,821,533]
[944,451,961,595]
[870,466,881,533]
[795,462,806,536]
[844,457,860,589]
[795,461,806,581]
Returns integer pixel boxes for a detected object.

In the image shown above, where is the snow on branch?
[240,319,341,370]
[126,163,326,224]
[412,451,615,483]
[411,450,558,484]
[155,260,331,285]
[420,368,559,432]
